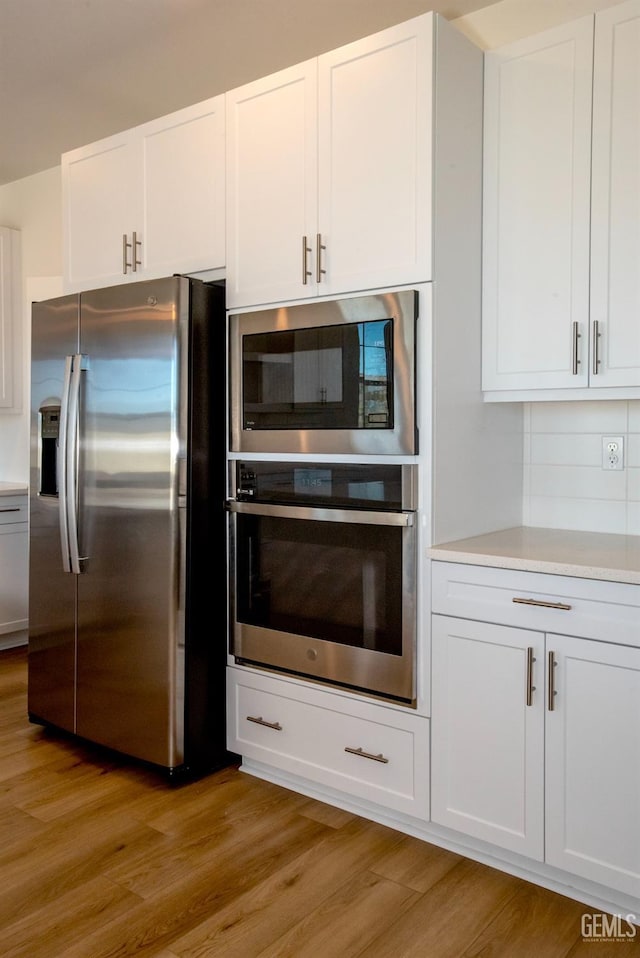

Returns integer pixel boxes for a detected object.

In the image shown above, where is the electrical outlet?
[602,436,624,470]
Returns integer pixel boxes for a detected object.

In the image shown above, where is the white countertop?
[428,526,640,586]
[0,482,27,497]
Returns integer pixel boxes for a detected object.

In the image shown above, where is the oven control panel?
[233,461,417,512]
[236,464,257,499]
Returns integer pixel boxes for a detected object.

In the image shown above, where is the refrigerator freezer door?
[28,295,80,732]
[75,276,187,767]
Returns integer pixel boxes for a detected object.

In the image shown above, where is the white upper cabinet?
[225,59,318,308]
[62,96,225,293]
[590,0,640,389]
[226,15,440,309]
[482,17,594,393]
[0,227,21,413]
[482,0,640,398]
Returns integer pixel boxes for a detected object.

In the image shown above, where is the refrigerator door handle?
[66,354,83,575]
[58,355,73,572]
[58,353,83,575]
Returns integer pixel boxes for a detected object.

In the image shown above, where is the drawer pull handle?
[246,715,282,731]
[512,597,572,611]
[344,746,389,764]
[0,507,20,513]
[526,646,536,707]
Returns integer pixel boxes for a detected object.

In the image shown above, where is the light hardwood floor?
[0,646,636,958]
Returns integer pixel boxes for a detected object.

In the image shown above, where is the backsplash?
[523,400,640,535]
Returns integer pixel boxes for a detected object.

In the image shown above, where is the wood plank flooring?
[1,646,637,958]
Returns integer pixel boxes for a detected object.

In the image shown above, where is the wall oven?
[229,290,418,456]
[228,460,417,705]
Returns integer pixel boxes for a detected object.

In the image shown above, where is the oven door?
[228,500,416,704]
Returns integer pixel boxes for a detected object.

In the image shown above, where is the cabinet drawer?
[431,561,640,647]
[0,496,27,527]
[227,667,429,819]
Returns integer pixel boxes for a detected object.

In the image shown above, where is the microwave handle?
[227,499,414,527]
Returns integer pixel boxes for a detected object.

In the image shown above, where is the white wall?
[454,0,625,47]
[522,401,640,535]
[0,167,62,482]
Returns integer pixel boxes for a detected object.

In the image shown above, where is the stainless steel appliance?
[28,275,232,780]
[229,290,418,456]
[228,460,417,704]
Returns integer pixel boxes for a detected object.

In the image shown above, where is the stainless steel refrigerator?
[28,275,231,780]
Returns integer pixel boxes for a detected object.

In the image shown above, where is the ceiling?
[0,0,497,188]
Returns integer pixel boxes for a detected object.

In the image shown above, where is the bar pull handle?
[526,647,536,707]
[58,356,73,572]
[122,234,132,274]
[344,746,389,764]
[132,231,142,272]
[512,597,572,611]
[592,320,601,375]
[0,507,20,514]
[65,354,83,575]
[316,233,326,283]
[302,236,312,285]
[247,715,282,731]
[547,650,557,711]
[572,321,581,375]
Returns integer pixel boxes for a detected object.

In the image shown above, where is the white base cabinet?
[0,494,28,635]
[431,561,640,900]
[227,666,430,820]
[431,615,545,860]
[545,634,640,893]
[62,96,225,293]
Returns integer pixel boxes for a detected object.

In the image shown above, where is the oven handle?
[226,499,415,527]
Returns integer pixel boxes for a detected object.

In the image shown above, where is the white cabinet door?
[0,496,28,634]
[138,95,225,279]
[0,227,20,412]
[545,633,640,898]
[431,614,545,859]
[225,60,318,309]
[317,15,432,297]
[482,17,594,391]
[590,0,640,388]
[63,130,140,292]
[0,527,28,634]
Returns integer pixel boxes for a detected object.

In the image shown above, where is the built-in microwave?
[229,290,418,456]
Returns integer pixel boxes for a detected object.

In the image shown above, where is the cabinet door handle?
[316,233,326,283]
[246,715,282,731]
[547,650,557,711]
[302,235,312,285]
[572,321,581,375]
[122,233,132,274]
[132,231,142,272]
[512,597,572,611]
[344,746,389,764]
[592,320,601,375]
[526,646,536,707]
[0,507,20,514]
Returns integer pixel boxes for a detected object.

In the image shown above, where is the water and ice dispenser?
[39,404,60,497]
